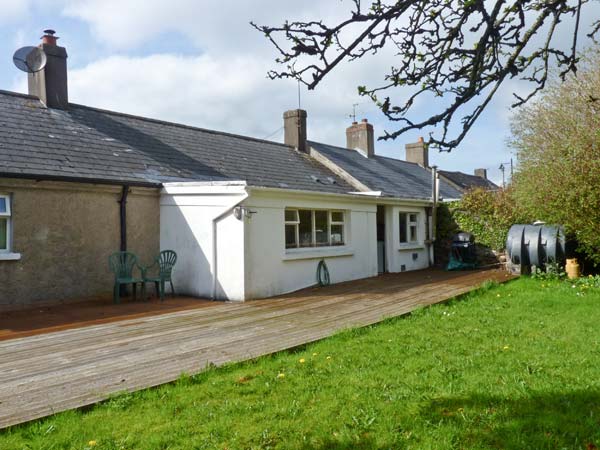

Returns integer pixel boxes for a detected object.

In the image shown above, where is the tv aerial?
[12,46,47,73]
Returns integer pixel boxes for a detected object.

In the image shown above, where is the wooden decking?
[0,269,512,429]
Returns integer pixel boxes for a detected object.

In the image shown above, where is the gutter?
[0,172,161,189]
[211,190,250,300]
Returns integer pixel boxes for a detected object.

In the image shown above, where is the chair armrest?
[138,260,157,278]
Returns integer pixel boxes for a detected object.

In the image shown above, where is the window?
[285,209,345,249]
[0,195,11,252]
[399,212,419,244]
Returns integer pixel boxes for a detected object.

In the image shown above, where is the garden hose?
[317,259,331,287]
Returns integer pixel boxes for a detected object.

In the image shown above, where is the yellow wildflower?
[88,441,97,447]
[299,358,305,364]
[326,356,332,360]
[277,373,285,379]
[503,345,510,350]
[312,352,318,356]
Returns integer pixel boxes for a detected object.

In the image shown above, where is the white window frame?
[284,208,346,249]
[0,194,11,253]
[399,211,419,245]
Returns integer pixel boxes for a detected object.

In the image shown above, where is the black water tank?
[506,224,565,270]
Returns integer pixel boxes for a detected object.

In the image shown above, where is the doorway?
[376,205,386,273]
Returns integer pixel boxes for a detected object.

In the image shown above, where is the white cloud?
[0,0,32,24]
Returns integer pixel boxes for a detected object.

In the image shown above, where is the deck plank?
[0,268,513,429]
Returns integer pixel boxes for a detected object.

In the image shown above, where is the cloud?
[0,0,32,24]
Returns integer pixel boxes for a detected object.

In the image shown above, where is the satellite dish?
[12,46,47,73]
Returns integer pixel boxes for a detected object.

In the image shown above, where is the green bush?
[438,188,529,251]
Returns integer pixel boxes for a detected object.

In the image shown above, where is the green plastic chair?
[142,250,177,301]
[108,251,145,304]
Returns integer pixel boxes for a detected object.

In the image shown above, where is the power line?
[261,126,284,140]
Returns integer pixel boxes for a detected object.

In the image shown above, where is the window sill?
[283,247,354,261]
[397,245,425,251]
[0,252,21,261]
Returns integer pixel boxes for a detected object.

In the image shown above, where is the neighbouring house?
[0,31,463,308]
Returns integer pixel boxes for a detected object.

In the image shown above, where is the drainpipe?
[211,192,249,300]
[430,166,438,266]
[118,185,129,295]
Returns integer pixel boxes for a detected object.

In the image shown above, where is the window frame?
[399,211,419,245]
[284,208,346,249]
[0,194,11,253]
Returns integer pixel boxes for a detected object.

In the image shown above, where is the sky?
[0,0,598,186]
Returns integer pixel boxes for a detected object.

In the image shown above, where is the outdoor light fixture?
[233,206,257,220]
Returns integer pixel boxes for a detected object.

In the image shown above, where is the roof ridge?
[308,140,425,168]
[69,102,292,149]
[0,90,292,150]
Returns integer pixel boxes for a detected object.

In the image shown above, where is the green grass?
[3,277,600,450]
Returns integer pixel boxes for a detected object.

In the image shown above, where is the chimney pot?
[346,120,375,157]
[41,29,58,46]
[283,109,308,153]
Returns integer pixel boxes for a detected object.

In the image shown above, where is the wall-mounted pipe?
[118,185,129,296]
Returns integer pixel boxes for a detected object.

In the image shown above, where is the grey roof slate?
[438,170,499,191]
[0,90,353,194]
[309,141,464,200]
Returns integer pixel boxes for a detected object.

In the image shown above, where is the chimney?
[346,118,375,157]
[474,168,488,179]
[283,109,307,153]
[405,137,429,167]
[28,30,68,110]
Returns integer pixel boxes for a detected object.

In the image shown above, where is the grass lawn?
[2,277,600,450]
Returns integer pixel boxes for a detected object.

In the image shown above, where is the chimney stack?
[474,168,488,180]
[283,109,308,153]
[28,29,68,110]
[346,118,375,157]
[405,137,429,167]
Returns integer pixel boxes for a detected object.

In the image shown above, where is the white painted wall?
[243,189,379,299]
[160,183,247,300]
[160,183,432,301]
[384,205,430,273]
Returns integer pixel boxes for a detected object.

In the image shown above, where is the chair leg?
[169,280,175,297]
[141,282,147,302]
[133,283,137,301]
[113,283,120,304]
[160,280,165,302]
[154,282,160,299]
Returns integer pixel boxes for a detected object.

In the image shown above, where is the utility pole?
[499,159,514,188]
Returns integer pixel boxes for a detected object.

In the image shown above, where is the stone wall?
[0,179,159,309]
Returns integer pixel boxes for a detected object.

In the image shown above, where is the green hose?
[317,259,331,286]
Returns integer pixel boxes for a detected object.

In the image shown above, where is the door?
[376,205,386,273]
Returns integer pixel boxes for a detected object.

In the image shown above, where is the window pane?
[409,213,417,223]
[285,225,297,248]
[298,210,313,247]
[315,210,329,246]
[331,225,344,246]
[331,211,344,223]
[399,213,407,243]
[0,218,6,250]
[410,225,418,242]
[0,198,6,214]
[285,209,297,222]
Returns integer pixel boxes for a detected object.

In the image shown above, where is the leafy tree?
[253,0,597,151]
[510,49,600,263]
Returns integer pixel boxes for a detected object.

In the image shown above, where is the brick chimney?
[474,168,487,179]
[283,109,307,153]
[405,137,429,167]
[28,30,68,110]
[346,118,374,157]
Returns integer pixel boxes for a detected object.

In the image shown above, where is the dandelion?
[312,352,318,357]
[496,294,501,297]
[299,358,306,364]
[277,373,285,379]
[326,356,332,360]
[503,345,510,350]
[88,441,97,447]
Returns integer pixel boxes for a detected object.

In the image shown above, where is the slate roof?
[309,141,464,200]
[438,170,499,191]
[0,90,353,194]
